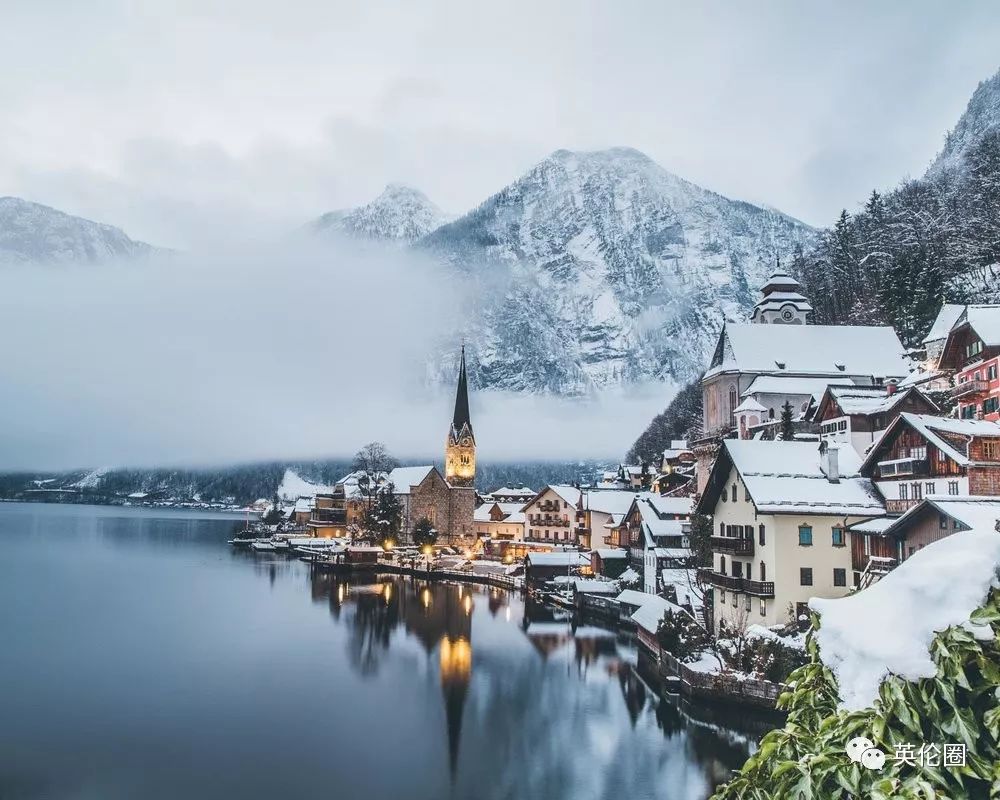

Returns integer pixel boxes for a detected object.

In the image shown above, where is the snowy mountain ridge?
[929,67,1000,176]
[309,183,451,243]
[0,197,160,265]
[415,147,817,395]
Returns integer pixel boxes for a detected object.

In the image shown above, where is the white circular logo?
[846,736,874,763]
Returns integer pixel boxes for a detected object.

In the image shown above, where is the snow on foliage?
[276,468,331,502]
[810,528,1000,711]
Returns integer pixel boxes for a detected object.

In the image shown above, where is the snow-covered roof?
[630,594,685,634]
[582,489,637,516]
[847,517,896,535]
[880,495,1000,538]
[821,384,928,416]
[706,323,910,379]
[661,567,701,610]
[733,397,767,413]
[706,440,886,517]
[615,589,652,607]
[594,548,627,560]
[504,511,526,524]
[922,303,966,343]
[492,486,534,495]
[386,465,436,494]
[810,528,1000,710]
[573,579,619,595]
[643,494,694,517]
[962,305,1000,347]
[525,552,590,567]
[743,375,855,399]
[530,484,581,508]
[644,518,685,538]
[652,547,690,559]
[864,413,1000,470]
[293,496,315,513]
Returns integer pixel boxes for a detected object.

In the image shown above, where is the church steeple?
[445,345,476,486]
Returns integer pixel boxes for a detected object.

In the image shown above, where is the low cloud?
[0,241,672,471]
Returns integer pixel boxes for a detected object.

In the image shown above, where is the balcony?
[710,536,754,556]
[951,379,989,399]
[877,458,929,478]
[885,498,920,515]
[531,516,569,527]
[697,569,775,597]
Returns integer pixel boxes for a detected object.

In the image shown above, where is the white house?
[697,439,886,632]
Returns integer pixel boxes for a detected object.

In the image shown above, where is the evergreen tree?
[412,517,437,549]
[780,401,794,441]
[361,483,402,545]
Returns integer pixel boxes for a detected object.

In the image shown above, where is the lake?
[0,503,756,800]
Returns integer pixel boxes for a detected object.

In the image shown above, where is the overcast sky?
[1,1,999,249]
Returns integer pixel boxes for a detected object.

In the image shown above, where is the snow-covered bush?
[711,530,1000,800]
[656,608,713,663]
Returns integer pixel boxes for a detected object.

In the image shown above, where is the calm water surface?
[0,503,756,800]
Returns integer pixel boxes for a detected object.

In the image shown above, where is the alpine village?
[231,262,1000,728]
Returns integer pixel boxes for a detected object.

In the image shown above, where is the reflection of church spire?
[439,636,471,778]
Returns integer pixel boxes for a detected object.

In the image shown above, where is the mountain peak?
[0,196,158,265]
[309,184,450,243]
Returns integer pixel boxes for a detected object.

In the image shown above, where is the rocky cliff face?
[0,197,159,265]
[417,147,816,394]
[929,68,1000,177]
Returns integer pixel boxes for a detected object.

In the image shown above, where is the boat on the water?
[250,540,276,552]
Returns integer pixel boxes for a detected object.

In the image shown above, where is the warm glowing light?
[505,607,511,622]
[502,554,513,564]
[464,548,472,558]
[439,637,472,680]
[382,583,392,603]
[382,539,395,551]
[337,584,345,603]
[421,545,433,556]
[462,594,472,615]
[420,588,432,608]
[458,585,464,598]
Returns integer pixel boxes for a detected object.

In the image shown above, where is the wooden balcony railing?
[877,458,929,478]
[951,379,989,399]
[710,536,754,556]
[697,569,775,597]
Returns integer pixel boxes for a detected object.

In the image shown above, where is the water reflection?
[305,570,756,796]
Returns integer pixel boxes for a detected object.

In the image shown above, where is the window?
[744,486,751,502]
[759,599,766,617]
[926,482,935,495]
[833,568,847,587]
[720,589,726,603]
[758,524,765,546]
[899,483,908,500]
[798,525,813,546]
[831,527,845,547]
[719,556,726,575]
[731,592,737,607]
[985,398,1000,415]
[912,482,923,500]
[731,484,737,502]
[719,522,724,536]
[745,563,752,580]
[800,568,813,586]
[948,481,960,496]
[989,364,998,381]
[759,561,766,581]
[732,562,743,578]
[967,339,984,360]
[728,385,738,417]
[744,594,751,611]
[984,440,1000,459]
[939,513,949,530]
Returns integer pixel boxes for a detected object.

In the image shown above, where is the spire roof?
[451,345,473,437]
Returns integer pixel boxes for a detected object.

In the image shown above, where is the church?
[390,347,477,545]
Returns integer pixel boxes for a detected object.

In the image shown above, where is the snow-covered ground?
[810,528,1000,711]
[276,468,331,502]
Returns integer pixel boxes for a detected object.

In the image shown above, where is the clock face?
[461,437,471,447]
[782,309,794,320]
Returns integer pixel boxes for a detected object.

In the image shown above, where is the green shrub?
[710,589,1000,799]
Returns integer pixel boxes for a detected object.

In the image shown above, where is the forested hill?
[789,68,1000,347]
[0,459,610,506]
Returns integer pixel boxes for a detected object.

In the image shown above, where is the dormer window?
[834,363,845,371]
[775,361,786,369]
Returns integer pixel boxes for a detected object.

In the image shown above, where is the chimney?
[819,441,840,483]
[886,381,897,396]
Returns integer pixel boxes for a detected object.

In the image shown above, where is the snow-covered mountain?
[0,197,159,264]
[416,147,816,395]
[309,184,450,243]
[929,68,1000,176]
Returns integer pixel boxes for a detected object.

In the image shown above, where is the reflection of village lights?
[462,594,472,615]
[439,636,472,680]
[382,583,392,603]
[505,607,511,622]
[421,587,432,608]
[337,584,345,603]
[458,585,463,598]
